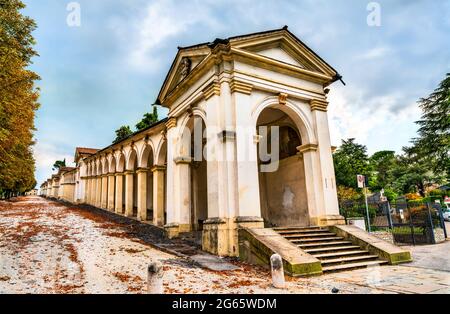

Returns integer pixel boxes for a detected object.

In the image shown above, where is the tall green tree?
[392,146,443,197]
[52,159,66,172]
[369,150,397,191]
[333,139,372,188]
[113,125,133,144]
[413,73,450,177]
[136,106,159,131]
[0,0,40,195]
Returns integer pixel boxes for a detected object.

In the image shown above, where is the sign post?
[358,175,371,233]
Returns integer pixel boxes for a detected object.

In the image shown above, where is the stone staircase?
[274,226,388,273]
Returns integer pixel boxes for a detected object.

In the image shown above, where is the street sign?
[357,175,365,188]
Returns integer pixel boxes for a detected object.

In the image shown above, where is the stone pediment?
[164,48,210,99]
[158,27,340,107]
[230,32,336,77]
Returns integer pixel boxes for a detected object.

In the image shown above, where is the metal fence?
[339,197,448,245]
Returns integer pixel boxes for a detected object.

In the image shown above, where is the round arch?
[126,149,138,171]
[252,96,316,145]
[102,158,109,175]
[116,152,126,173]
[155,137,167,166]
[139,140,155,169]
[109,155,117,173]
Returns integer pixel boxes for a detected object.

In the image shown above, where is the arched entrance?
[116,153,126,214]
[256,107,309,227]
[126,149,138,217]
[180,115,208,231]
[140,144,155,222]
[155,139,167,226]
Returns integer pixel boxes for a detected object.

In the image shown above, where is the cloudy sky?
[23,0,450,185]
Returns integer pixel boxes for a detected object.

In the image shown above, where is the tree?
[52,159,66,172]
[391,146,443,197]
[333,139,372,188]
[113,126,133,144]
[369,150,397,191]
[413,73,450,177]
[0,0,40,196]
[136,106,159,131]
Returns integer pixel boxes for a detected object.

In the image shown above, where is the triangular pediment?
[164,48,210,98]
[252,45,306,68]
[231,32,336,77]
[158,28,339,106]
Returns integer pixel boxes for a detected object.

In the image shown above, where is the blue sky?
[23,0,450,185]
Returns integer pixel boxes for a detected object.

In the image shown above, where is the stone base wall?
[434,228,446,243]
[371,231,394,244]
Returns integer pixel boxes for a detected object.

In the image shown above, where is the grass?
[392,226,424,235]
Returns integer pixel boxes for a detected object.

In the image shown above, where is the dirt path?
[0,196,333,294]
[1,196,447,294]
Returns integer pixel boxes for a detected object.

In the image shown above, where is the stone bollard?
[147,262,163,294]
[270,254,286,289]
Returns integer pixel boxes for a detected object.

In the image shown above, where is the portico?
[41,27,345,257]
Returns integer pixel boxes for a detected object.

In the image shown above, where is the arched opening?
[103,159,110,208]
[109,157,117,210]
[117,153,126,213]
[156,140,168,225]
[127,149,138,217]
[140,144,154,221]
[181,115,208,231]
[256,107,309,227]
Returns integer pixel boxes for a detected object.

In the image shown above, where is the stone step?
[283,232,337,239]
[273,226,323,231]
[291,236,344,244]
[305,245,361,254]
[297,241,353,249]
[320,255,380,265]
[276,229,330,235]
[322,260,389,273]
[313,250,371,259]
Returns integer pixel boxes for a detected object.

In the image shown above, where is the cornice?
[229,78,253,95]
[310,99,329,112]
[165,117,177,130]
[202,80,221,100]
[297,143,319,153]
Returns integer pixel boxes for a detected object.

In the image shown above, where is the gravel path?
[1,196,448,294]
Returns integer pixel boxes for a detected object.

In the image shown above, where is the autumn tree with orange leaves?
[0,0,40,197]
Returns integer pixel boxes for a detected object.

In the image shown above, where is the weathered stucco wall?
[260,155,308,227]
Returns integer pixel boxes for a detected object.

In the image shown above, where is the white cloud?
[327,87,421,151]
[357,46,391,60]
[115,0,220,70]
[33,142,75,184]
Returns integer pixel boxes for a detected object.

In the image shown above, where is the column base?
[164,223,191,239]
[310,215,345,227]
[202,217,264,257]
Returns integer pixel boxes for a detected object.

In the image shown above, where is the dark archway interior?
[257,108,309,227]
[187,117,208,231]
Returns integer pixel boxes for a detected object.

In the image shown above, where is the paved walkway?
[0,197,449,294]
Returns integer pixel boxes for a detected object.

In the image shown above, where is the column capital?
[203,80,221,100]
[151,165,167,172]
[229,78,253,95]
[174,156,192,165]
[297,143,319,154]
[310,99,328,112]
[114,172,124,177]
[165,117,177,130]
[123,170,134,175]
[107,173,115,177]
[136,167,149,174]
